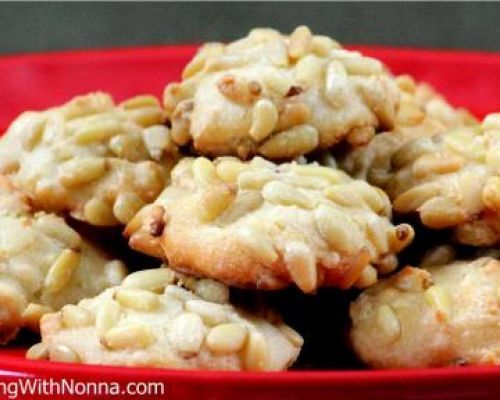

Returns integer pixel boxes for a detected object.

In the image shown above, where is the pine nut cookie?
[386,114,500,246]
[340,77,477,187]
[28,267,303,371]
[0,177,127,344]
[124,157,414,292]
[0,92,179,226]
[350,257,500,369]
[163,26,400,159]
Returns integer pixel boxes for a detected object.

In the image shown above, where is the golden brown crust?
[0,92,179,226]
[350,258,500,369]
[125,157,414,292]
[30,268,302,371]
[163,26,400,159]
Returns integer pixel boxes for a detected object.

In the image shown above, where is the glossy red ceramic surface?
[0,44,500,399]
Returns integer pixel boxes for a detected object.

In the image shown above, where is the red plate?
[1,45,500,399]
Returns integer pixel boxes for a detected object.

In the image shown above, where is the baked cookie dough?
[0,177,127,343]
[386,114,500,246]
[0,92,179,226]
[28,267,303,371]
[340,76,477,187]
[350,257,500,368]
[163,26,400,159]
[124,157,414,292]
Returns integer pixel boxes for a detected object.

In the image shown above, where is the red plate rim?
[0,349,498,384]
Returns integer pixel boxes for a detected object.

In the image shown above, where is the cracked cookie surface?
[0,177,127,343]
[350,257,500,368]
[0,92,179,226]
[29,267,302,371]
[125,157,413,292]
[164,26,400,159]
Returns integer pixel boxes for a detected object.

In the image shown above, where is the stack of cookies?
[0,26,499,370]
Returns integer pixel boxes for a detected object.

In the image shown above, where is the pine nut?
[49,344,80,363]
[185,299,227,326]
[126,107,163,127]
[421,245,456,267]
[397,101,426,126]
[243,330,269,371]
[396,75,416,93]
[216,160,249,183]
[20,117,45,150]
[338,56,383,76]
[354,265,378,288]
[26,343,49,360]
[197,184,236,222]
[104,260,127,286]
[237,169,275,190]
[294,55,323,85]
[420,197,467,228]
[113,192,146,224]
[108,132,149,161]
[44,249,80,294]
[346,126,376,146]
[290,164,345,184]
[34,215,82,248]
[393,184,442,213]
[192,157,219,185]
[363,216,389,254]
[168,313,206,356]
[116,288,160,311]
[262,181,314,209]
[206,323,247,354]
[120,95,159,110]
[258,125,318,159]
[249,99,278,142]
[374,254,399,275]
[314,205,363,254]
[122,269,176,292]
[483,176,500,212]
[236,226,278,264]
[278,324,304,347]
[22,303,53,332]
[482,113,500,130]
[424,285,452,319]
[284,242,317,293]
[288,25,312,59]
[217,75,260,104]
[59,157,107,188]
[275,102,311,131]
[164,285,196,302]
[95,299,121,333]
[143,125,173,161]
[260,68,290,96]
[103,324,156,350]
[412,153,464,178]
[61,305,94,328]
[311,35,339,56]
[218,191,264,225]
[376,305,401,342]
[388,224,414,253]
[193,279,229,304]
[83,198,119,226]
[74,120,121,144]
[324,60,349,107]
[392,137,435,168]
